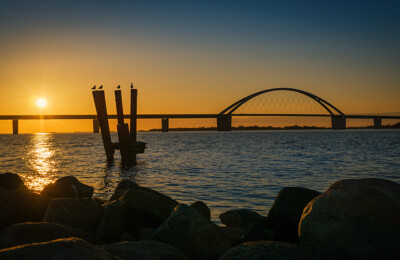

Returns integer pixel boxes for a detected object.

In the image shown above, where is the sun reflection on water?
[25,133,58,192]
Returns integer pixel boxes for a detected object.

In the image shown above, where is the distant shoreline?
[145,122,400,132]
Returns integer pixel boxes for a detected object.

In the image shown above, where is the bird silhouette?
[91,85,96,90]
[117,85,120,89]
[99,85,103,89]
[130,83,133,89]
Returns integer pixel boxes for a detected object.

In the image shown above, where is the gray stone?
[219,209,268,228]
[108,180,138,202]
[0,189,49,230]
[136,228,156,240]
[109,189,128,202]
[221,226,248,246]
[120,232,135,242]
[0,222,102,249]
[97,200,126,242]
[220,241,315,260]
[115,179,138,191]
[40,176,94,198]
[120,186,178,229]
[0,173,26,190]
[152,204,231,259]
[299,178,400,259]
[99,241,189,260]
[0,237,118,259]
[44,198,104,234]
[190,201,211,221]
[241,223,274,242]
[266,187,320,242]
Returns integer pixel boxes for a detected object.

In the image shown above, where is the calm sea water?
[0,130,399,221]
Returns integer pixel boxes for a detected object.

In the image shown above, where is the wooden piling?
[114,90,124,125]
[12,119,18,134]
[93,119,99,133]
[92,90,114,163]
[130,88,137,143]
[117,123,133,163]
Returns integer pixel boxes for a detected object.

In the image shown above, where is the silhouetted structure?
[92,87,146,164]
[2,88,399,134]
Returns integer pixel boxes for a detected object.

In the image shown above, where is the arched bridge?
[217,88,347,130]
[2,88,399,134]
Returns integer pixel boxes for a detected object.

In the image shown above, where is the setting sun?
[36,98,47,108]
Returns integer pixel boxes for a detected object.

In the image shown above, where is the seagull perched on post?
[99,85,103,89]
[117,85,120,89]
[130,83,133,89]
[91,85,96,90]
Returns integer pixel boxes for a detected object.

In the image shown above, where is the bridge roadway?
[1,114,400,134]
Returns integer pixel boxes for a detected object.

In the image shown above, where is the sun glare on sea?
[36,98,47,108]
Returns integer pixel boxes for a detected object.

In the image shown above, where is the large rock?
[97,199,126,242]
[0,222,102,249]
[220,241,314,260]
[221,226,248,246]
[40,176,94,198]
[152,204,231,259]
[241,223,274,243]
[115,179,138,191]
[0,237,118,259]
[0,189,49,230]
[109,180,138,201]
[99,241,189,260]
[44,198,104,234]
[0,173,26,190]
[219,209,268,228]
[266,187,320,242]
[120,185,178,229]
[299,178,400,259]
[190,201,211,221]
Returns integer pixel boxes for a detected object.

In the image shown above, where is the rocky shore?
[0,172,399,259]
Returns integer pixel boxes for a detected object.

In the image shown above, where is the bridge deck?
[0,114,399,120]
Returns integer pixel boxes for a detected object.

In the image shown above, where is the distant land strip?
[145,122,400,132]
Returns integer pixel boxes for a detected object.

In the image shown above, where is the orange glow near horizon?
[1,2,399,133]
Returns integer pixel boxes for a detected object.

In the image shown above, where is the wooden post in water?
[92,90,114,163]
[12,119,18,134]
[115,90,124,125]
[115,89,134,163]
[93,119,99,133]
[130,88,137,143]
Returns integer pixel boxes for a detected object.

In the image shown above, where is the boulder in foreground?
[266,187,320,242]
[41,176,94,198]
[190,201,211,221]
[44,198,104,234]
[220,241,314,260]
[0,189,49,230]
[99,241,189,260]
[0,173,26,190]
[0,222,102,249]
[299,178,400,259]
[152,204,231,259]
[0,237,117,259]
[219,209,268,228]
[120,185,178,229]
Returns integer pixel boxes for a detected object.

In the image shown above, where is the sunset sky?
[0,0,399,132]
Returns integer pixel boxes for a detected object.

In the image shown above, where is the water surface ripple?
[0,130,399,221]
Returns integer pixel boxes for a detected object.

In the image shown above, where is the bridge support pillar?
[331,116,346,130]
[373,118,382,129]
[93,119,100,133]
[12,119,18,134]
[217,115,232,131]
[162,118,169,132]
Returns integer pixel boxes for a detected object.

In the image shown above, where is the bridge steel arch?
[217,88,346,131]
